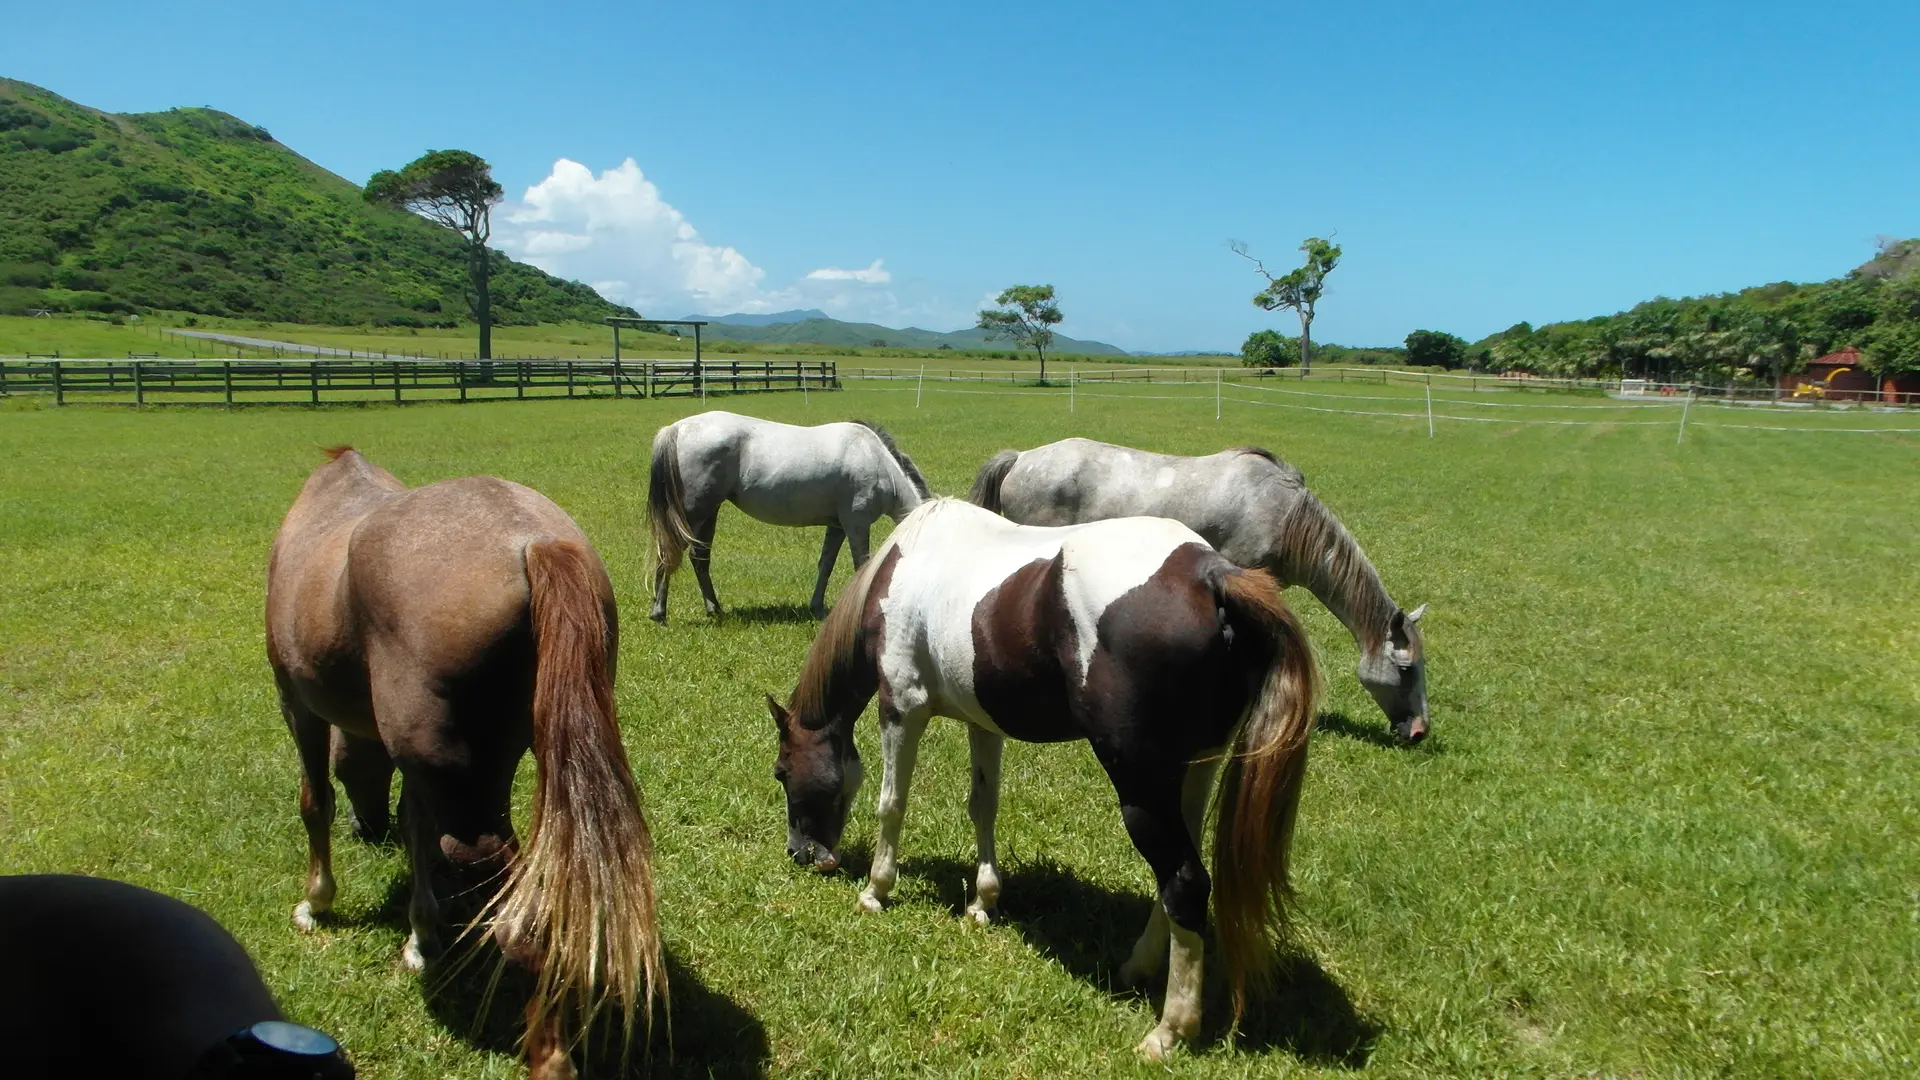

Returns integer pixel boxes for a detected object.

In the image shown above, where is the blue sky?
[6,1,1916,352]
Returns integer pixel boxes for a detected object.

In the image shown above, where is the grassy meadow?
[0,381,1915,1078]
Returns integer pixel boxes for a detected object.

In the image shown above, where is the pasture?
[0,382,1915,1078]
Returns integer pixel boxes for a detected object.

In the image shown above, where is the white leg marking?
[292,899,322,932]
[859,711,928,914]
[401,931,427,973]
[1119,905,1170,988]
[965,725,1005,925]
[1135,923,1205,1061]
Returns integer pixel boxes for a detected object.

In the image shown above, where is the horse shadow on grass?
[1317,709,1444,755]
[349,878,769,1077]
[898,853,1380,1068]
[717,603,818,627]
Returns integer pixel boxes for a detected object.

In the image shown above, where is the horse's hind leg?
[1101,757,1212,1061]
[810,524,846,618]
[331,728,395,843]
[284,704,337,931]
[396,777,441,973]
[1119,756,1219,988]
[689,513,722,617]
[965,725,1005,924]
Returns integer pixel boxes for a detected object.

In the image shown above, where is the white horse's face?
[1358,605,1429,741]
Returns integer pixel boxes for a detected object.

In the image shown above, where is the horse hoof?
[292,901,323,932]
[856,891,885,914]
[964,903,997,926]
[1134,1025,1182,1062]
[648,610,667,625]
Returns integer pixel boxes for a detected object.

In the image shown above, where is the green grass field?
[1,382,1915,1078]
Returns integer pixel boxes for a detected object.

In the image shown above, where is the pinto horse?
[768,499,1320,1059]
[973,438,1430,741]
[267,449,663,1079]
[647,411,930,622]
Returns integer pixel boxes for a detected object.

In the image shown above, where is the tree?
[978,285,1064,382]
[1403,329,1468,370]
[366,150,504,359]
[1231,236,1341,372]
[1240,328,1298,368]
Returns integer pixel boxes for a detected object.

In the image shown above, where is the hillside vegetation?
[0,79,630,326]
[690,312,1128,355]
[1465,241,1920,385]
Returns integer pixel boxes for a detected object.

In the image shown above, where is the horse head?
[1357,604,1429,741]
[767,694,865,870]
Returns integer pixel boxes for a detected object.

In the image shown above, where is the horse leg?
[846,519,872,568]
[396,778,441,973]
[1120,756,1220,988]
[689,513,722,618]
[648,546,673,624]
[859,706,929,914]
[1105,763,1210,1061]
[286,704,337,931]
[331,728,395,843]
[964,725,1005,925]
[810,524,845,619]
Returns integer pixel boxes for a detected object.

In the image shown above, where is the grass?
[1,383,1915,1078]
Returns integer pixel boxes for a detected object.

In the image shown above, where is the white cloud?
[806,259,891,285]
[495,158,766,315]
[496,157,961,326]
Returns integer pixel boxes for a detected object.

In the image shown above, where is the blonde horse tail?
[647,424,697,577]
[494,539,665,1055]
[968,449,1019,514]
[1210,567,1321,1023]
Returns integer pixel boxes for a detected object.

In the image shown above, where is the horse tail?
[647,424,697,576]
[968,449,1019,514]
[1210,566,1321,1021]
[493,539,665,1054]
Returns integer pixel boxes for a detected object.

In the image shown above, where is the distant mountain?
[0,78,633,324]
[684,308,829,327]
[682,313,1127,355]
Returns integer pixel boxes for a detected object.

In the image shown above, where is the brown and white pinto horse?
[267,448,663,1079]
[768,499,1320,1059]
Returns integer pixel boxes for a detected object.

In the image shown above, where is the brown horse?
[266,448,662,1079]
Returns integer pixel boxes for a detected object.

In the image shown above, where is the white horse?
[972,438,1431,740]
[648,411,930,622]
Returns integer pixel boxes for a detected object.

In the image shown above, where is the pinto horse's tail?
[968,449,1019,514]
[647,424,698,576]
[492,539,664,1056]
[1211,567,1321,1021]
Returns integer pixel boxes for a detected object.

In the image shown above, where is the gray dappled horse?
[973,438,1430,741]
[646,411,930,622]
[267,448,662,1079]
[769,499,1320,1060]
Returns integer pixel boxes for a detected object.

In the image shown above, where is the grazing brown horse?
[770,499,1321,1059]
[267,448,663,1079]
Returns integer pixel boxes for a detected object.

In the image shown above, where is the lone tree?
[1231,236,1341,373]
[366,150,504,359]
[978,284,1064,383]
[1404,329,1469,369]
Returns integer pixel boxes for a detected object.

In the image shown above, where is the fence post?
[310,362,319,406]
[224,361,234,407]
[516,362,526,400]
[1677,389,1694,443]
[52,360,64,406]
[1426,382,1435,438]
[566,361,575,398]
[917,365,925,408]
[134,362,144,407]
[1070,367,1075,412]
[393,361,402,404]
[459,362,468,403]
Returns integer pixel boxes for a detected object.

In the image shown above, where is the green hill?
[0,78,632,326]
[690,313,1128,355]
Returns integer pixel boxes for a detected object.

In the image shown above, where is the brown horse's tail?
[968,449,1019,514]
[1210,567,1321,1022]
[647,424,697,576]
[492,539,664,1055]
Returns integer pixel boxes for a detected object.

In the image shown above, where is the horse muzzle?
[789,841,840,872]
[1395,715,1429,743]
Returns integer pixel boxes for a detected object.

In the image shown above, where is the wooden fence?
[0,358,838,406]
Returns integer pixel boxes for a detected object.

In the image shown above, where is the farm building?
[1779,346,1920,403]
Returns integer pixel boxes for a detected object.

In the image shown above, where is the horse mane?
[852,420,931,500]
[1233,445,1278,464]
[1270,483,1397,650]
[789,541,887,729]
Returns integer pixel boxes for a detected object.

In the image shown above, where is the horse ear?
[766,693,791,739]
[1407,603,1428,624]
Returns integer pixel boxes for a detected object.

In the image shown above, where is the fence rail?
[0,358,838,406]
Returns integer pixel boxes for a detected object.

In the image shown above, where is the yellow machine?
[1792,367,1849,399]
